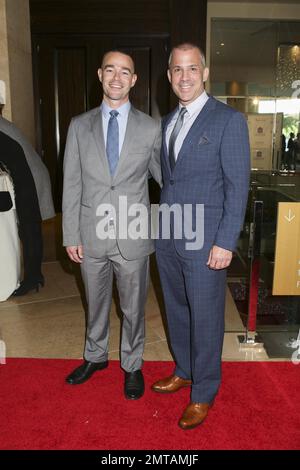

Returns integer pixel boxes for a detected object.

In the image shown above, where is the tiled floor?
[0,259,272,362]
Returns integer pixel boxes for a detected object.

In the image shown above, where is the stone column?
[0,0,11,119]
[0,0,35,144]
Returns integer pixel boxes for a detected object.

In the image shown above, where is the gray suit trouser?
[81,233,149,372]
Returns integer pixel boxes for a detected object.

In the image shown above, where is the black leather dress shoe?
[66,360,108,385]
[124,370,144,400]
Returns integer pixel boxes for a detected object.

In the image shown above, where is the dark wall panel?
[55,47,87,157]
[170,0,207,48]
[30,0,208,209]
[30,0,170,34]
[54,47,87,206]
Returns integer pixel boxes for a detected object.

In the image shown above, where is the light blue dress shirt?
[101,100,131,155]
[166,91,209,161]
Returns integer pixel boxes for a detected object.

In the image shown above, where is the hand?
[66,245,83,263]
[206,245,232,270]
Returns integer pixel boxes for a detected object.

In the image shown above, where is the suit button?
[111,186,115,190]
[170,180,174,185]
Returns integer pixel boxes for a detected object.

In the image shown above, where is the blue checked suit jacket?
[156,95,251,258]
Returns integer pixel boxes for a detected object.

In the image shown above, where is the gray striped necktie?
[168,107,187,172]
[106,110,119,176]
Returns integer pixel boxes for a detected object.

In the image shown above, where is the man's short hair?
[101,50,135,72]
[168,43,206,68]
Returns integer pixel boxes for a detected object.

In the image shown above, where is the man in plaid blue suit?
[152,43,250,429]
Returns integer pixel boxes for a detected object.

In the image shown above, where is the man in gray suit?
[63,51,162,399]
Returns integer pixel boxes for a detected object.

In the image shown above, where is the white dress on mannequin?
[0,167,20,301]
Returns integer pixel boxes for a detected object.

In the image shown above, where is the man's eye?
[173,68,181,73]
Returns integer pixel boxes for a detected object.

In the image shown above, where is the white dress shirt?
[166,91,209,161]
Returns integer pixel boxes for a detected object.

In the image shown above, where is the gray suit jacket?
[0,117,55,221]
[62,105,162,260]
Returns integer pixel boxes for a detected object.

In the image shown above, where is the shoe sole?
[151,383,192,394]
[125,392,144,400]
[178,415,207,430]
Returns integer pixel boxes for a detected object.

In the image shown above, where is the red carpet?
[0,359,299,450]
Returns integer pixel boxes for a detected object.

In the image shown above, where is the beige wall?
[0,0,35,144]
[206,1,300,92]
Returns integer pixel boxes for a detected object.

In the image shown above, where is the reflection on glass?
[210,20,300,172]
[212,20,300,350]
[276,44,300,97]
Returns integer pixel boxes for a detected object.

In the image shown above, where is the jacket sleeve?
[148,120,162,188]
[214,111,251,252]
[62,118,82,247]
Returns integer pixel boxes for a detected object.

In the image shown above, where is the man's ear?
[97,68,102,83]
[131,73,138,88]
[167,69,171,83]
[203,67,209,82]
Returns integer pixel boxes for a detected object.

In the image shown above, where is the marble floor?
[0,257,274,362]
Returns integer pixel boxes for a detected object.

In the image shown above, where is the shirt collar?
[101,100,131,119]
[179,90,208,118]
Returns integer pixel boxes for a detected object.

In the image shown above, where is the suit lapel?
[162,108,178,175]
[91,110,111,180]
[175,96,217,169]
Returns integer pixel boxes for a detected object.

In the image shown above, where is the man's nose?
[181,68,190,80]
[113,69,122,79]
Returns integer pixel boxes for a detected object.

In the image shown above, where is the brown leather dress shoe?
[178,402,211,430]
[151,374,192,393]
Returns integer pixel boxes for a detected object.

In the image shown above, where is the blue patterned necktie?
[168,107,187,172]
[106,110,119,176]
